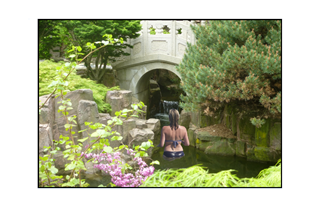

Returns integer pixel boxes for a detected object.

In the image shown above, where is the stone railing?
[111,20,197,68]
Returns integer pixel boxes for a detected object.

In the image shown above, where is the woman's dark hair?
[169,109,180,130]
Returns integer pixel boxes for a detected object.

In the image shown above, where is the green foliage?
[39,40,159,187]
[39,60,119,113]
[39,20,62,59]
[177,20,281,127]
[140,160,281,187]
[58,20,142,83]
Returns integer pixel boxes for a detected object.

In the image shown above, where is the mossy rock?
[195,130,222,142]
[198,140,213,151]
[253,147,272,162]
[204,138,236,156]
[270,122,281,151]
[200,114,208,128]
[231,113,237,135]
[247,146,274,162]
[255,119,270,147]
[225,113,231,129]
[239,115,255,143]
[190,110,200,128]
[187,127,196,147]
[235,140,246,157]
[239,115,256,136]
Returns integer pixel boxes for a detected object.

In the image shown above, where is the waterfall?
[162,100,179,114]
[154,100,179,127]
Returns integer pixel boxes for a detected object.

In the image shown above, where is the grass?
[140,160,281,187]
[39,60,119,113]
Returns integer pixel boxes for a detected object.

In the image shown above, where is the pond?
[81,99,276,187]
[149,145,276,179]
[149,99,277,179]
[82,145,276,187]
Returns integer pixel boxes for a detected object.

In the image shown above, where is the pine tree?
[177,20,281,126]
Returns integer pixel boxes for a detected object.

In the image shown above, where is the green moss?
[225,113,231,129]
[200,115,208,128]
[255,119,270,147]
[204,139,235,156]
[270,122,281,150]
[254,147,271,162]
[39,60,119,113]
[239,116,256,136]
[235,141,246,157]
[199,141,213,151]
[232,113,237,135]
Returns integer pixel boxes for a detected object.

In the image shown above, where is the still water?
[150,100,276,178]
[150,145,275,179]
[82,100,276,187]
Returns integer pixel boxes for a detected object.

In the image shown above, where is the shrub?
[177,20,281,127]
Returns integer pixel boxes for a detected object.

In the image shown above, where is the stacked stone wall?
[39,89,159,175]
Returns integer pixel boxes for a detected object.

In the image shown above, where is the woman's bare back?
[159,125,190,152]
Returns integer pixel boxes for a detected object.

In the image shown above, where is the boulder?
[239,115,256,144]
[135,119,148,129]
[235,140,246,157]
[119,90,132,108]
[55,89,94,121]
[246,146,281,162]
[178,110,191,130]
[39,124,53,157]
[204,138,236,156]
[190,110,200,128]
[270,122,281,151]
[187,127,196,147]
[108,118,137,148]
[128,128,154,156]
[106,90,132,116]
[39,95,55,126]
[255,119,270,147]
[84,161,100,174]
[53,89,94,150]
[121,119,137,145]
[53,151,71,174]
[98,113,112,126]
[146,118,160,136]
[77,100,100,151]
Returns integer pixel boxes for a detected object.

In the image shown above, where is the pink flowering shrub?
[84,149,155,187]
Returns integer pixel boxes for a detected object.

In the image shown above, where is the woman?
[157,109,190,159]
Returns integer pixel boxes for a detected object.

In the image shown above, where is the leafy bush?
[39,60,119,113]
[140,160,281,187]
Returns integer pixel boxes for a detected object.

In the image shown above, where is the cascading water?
[154,100,180,127]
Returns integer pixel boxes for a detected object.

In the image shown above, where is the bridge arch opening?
[131,67,185,121]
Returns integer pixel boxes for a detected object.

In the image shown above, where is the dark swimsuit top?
[165,140,183,148]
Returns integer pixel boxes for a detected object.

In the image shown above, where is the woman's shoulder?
[179,125,187,131]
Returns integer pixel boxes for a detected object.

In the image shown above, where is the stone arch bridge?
[110,20,199,106]
[76,20,203,106]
